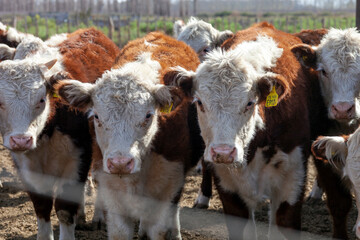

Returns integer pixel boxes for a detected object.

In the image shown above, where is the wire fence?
[0,13,355,47]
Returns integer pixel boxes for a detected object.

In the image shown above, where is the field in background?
[0,12,355,47]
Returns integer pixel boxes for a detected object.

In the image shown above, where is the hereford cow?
[292,27,360,239]
[55,32,202,239]
[0,28,119,240]
[311,129,360,238]
[168,22,312,239]
[293,28,328,46]
[175,17,233,62]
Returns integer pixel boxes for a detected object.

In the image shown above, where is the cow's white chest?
[12,129,82,194]
[214,146,305,209]
[99,152,184,219]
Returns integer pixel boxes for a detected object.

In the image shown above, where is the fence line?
[0,14,356,47]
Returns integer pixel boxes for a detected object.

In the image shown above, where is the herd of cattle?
[0,16,359,240]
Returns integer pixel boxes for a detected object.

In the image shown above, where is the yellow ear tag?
[265,86,278,108]
[53,92,60,98]
[160,102,173,113]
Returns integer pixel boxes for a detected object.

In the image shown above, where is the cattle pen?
[1,1,360,240]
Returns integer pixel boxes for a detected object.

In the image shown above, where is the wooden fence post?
[108,16,114,40]
[12,15,17,28]
[35,17,39,37]
[356,0,360,29]
[127,17,131,42]
[67,17,71,33]
[146,16,149,33]
[137,16,140,37]
[117,15,122,48]
[45,17,49,39]
[24,17,28,33]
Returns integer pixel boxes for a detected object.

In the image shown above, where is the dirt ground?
[0,137,357,240]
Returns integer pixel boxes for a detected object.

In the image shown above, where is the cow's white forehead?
[92,53,160,122]
[197,35,282,89]
[177,17,218,51]
[0,60,45,99]
[318,28,360,71]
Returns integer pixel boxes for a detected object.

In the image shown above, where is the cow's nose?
[9,135,33,151]
[210,144,237,164]
[107,156,134,175]
[331,102,355,119]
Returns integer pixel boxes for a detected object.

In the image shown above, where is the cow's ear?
[291,44,317,69]
[257,73,288,104]
[0,44,15,60]
[173,19,185,38]
[152,84,172,108]
[163,67,196,97]
[55,80,94,111]
[312,136,347,169]
[40,59,57,74]
[216,30,233,47]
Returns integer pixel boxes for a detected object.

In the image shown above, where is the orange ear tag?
[160,102,173,113]
[265,86,278,108]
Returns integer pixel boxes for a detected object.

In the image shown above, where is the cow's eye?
[246,101,254,107]
[321,69,327,77]
[203,47,210,53]
[94,114,99,120]
[146,112,152,119]
[197,99,202,105]
[39,98,45,103]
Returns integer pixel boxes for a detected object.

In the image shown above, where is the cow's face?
[177,17,233,62]
[292,28,360,123]
[57,53,171,175]
[173,36,286,165]
[0,59,57,151]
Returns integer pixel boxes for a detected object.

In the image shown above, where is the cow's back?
[58,28,120,83]
[115,32,200,79]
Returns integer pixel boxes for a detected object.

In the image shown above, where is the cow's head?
[169,36,286,165]
[56,53,172,175]
[177,17,233,62]
[292,28,360,123]
[0,59,58,151]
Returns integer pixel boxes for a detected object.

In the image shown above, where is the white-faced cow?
[55,32,203,240]
[175,17,233,62]
[169,22,312,239]
[0,28,120,240]
[292,28,360,239]
[174,17,234,210]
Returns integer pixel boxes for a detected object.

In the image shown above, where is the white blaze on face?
[0,61,51,151]
[58,52,171,175]
[315,28,360,121]
[177,17,232,62]
[184,36,283,164]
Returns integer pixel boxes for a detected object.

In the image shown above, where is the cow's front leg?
[55,183,84,240]
[107,212,134,240]
[275,200,302,240]
[28,191,54,240]
[215,181,250,240]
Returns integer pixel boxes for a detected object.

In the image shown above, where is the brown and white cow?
[0,28,119,240]
[292,27,360,239]
[169,22,311,239]
[55,32,203,239]
[174,17,234,210]
[175,17,233,62]
[311,129,360,238]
